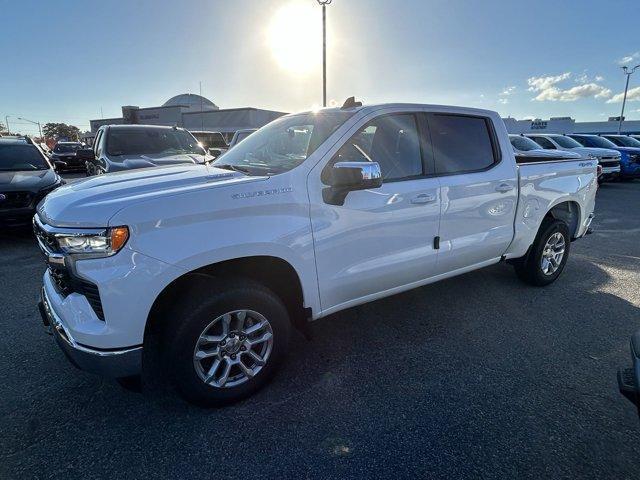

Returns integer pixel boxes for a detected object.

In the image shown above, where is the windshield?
[574,135,616,149]
[0,145,49,171]
[510,136,542,151]
[553,136,583,148]
[53,143,81,153]
[107,129,205,156]
[604,136,640,148]
[212,112,355,175]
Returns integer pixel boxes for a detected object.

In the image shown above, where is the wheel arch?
[544,200,581,239]
[144,255,309,343]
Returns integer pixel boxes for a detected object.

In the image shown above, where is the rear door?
[426,113,517,274]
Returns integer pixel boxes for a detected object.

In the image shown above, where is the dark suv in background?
[81,125,208,175]
[0,137,64,227]
[49,141,85,172]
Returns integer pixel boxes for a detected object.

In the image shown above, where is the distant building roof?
[162,94,218,111]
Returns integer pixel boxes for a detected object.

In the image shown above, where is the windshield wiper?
[212,163,252,175]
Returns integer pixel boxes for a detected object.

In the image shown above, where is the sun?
[268,1,322,74]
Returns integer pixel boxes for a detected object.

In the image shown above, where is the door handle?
[495,183,515,193]
[411,193,437,204]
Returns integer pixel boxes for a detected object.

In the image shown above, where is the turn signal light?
[110,226,129,252]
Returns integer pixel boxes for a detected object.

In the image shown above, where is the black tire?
[514,218,571,286]
[163,277,291,407]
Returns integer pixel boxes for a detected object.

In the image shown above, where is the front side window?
[0,145,49,171]
[213,112,354,176]
[530,136,556,149]
[430,114,497,174]
[107,129,204,156]
[330,114,423,181]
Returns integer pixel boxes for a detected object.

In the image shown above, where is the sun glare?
[268,2,322,74]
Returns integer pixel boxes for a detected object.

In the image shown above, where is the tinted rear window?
[430,114,497,174]
[107,129,205,156]
[53,144,81,153]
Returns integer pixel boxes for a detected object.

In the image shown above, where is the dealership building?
[503,116,640,135]
[88,93,286,142]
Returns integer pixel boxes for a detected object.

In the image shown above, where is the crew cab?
[525,133,621,182]
[599,135,640,180]
[35,102,598,406]
[82,125,208,176]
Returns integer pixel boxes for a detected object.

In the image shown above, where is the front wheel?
[164,278,291,407]
[514,218,571,286]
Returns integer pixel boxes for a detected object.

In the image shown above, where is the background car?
[0,137,64,227]
[228,128,257,148]
[190,130,228,157]
[82,125,208,175]
[599,135,640,181]
[509,134,582,161]
[49,141,85,172]
[525,133,620,182]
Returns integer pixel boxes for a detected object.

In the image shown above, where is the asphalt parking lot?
[1,179,640,479]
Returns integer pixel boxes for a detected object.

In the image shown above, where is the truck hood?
[568,147,620,158]
[109,153,207,171]
[0,169,58,192]
[37,164,265,228]
[612,146,640,155]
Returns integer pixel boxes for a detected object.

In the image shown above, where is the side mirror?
[322,161,383,206]
[53,160,67,170]
[75,148,95,161]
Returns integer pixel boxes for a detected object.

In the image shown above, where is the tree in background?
[43,122,80,141]
[0,121,6,135]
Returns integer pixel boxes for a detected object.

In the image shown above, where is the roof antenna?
[341,97,362,109]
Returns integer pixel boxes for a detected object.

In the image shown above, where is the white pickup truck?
[35,101,597,406]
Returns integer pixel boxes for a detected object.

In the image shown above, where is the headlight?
[55,226,129,257]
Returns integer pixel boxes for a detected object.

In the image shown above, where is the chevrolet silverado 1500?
[35,101,598,406]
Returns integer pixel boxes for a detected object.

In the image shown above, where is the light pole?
[317,0,332,107]
[4,115,10,135]
[618,64,640,134]
[17,117,43,140]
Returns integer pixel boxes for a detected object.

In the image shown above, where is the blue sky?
[1,0,639,134]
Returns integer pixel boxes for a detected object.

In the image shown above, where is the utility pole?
[317,0,332,107]
[618,64,640,134]
[4,115,10,135]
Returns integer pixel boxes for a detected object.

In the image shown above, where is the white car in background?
[509,134,582,161]
[524,133,620,181]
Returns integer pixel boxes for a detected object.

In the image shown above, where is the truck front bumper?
[39,287,142,378]
[618,329,640,417]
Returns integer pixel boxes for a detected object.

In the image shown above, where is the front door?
[309,111,441,314]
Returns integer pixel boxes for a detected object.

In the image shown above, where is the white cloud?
[618,52,640,66]
[498,98,509,104]
[527,72,571,92]
[528,72,611,102]
[500,86,516,96]
[606,86,640,104]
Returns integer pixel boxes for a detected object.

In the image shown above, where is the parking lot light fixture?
[317,0,332,108]
[618,64,640,134]
[17,116,43,140]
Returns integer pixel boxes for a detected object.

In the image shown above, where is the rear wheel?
[514,218,571,286]
[164,278,291,407]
